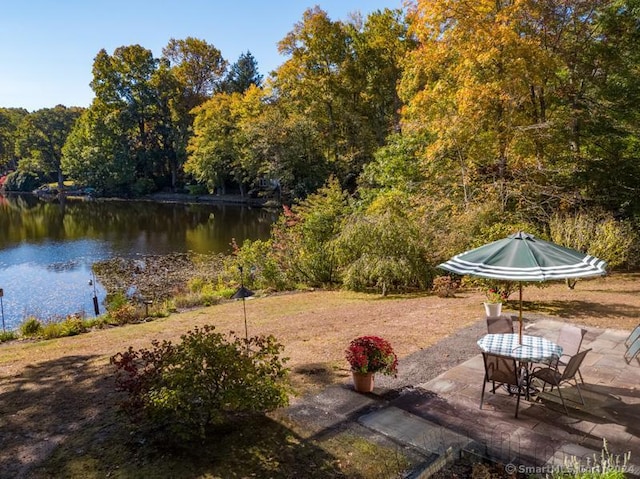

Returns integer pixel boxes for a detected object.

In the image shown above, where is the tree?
[347,9,415,142]
[148,60,186,191]
[161,37,230,190]
[400,0,640,222]
[162,37,227,108]
[0,108,28,171]
[241,96,329,200]
[14,105,82,189]
[220,51,263,94]
[336,191,433,294]
[560,0,640,216]
[69,44,196,194]
[90,45,163,191]
[62,103,136,194]
[271,176,349,285]
[401,0,557,217]
[185,91,243,194]
[186,86,268,196]
[274,7,413,191]
[358,132,426,202]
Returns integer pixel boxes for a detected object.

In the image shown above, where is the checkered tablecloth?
[477,333,563,362]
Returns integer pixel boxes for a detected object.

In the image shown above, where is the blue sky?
[1,0,401,111]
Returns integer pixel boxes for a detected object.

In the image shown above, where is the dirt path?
[0,274,638,477]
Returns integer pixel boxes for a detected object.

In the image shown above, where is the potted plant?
[484,288,507,317]
[345,336,398,392]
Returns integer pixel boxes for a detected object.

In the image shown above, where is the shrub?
[132,178,157,196]
[41,322,62,339]
[110,325,290,444]
[106,292,140,325]
[83,316,110,329]
[187,276,209,293]
[336,192,433,295]
[39,316,88,340]
[175,277,224,308]
[3,170,40,192]
[0,330,17,342]
[432,276,459,298]
[186,183,208,195]
[20,317,43,338]
[108,303,138,325]
[226,238,289,291]
[173,291,222,309]
[271,176,349,286]
[59,316,87,336]
[462,278,516,300]
[549,211,637,270]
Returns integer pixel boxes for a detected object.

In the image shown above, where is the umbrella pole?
[518,283,523,344]
[242,296,248,343]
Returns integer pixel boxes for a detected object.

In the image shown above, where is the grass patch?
[34,413,352,479]
[320,432,414,478]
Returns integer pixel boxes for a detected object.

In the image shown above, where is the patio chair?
[625,324,640,348]
[486,316,514,334]
[530,348,591,415]
[480,352,525,418]
[555,324,587,383]
[624,337,640,364]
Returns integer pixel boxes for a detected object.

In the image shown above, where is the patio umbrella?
[437,231,607,342]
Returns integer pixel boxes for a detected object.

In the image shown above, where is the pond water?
[0,194,274,330]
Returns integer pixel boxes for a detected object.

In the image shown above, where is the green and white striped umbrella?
[437,231,607,342]
[438,231,607,281]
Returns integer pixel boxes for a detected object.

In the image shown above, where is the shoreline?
[143,192,271,207]
[3,190,278,209]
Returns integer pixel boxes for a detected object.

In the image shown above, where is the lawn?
[0,274,637,478]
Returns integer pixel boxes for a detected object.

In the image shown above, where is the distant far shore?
[19,190,280,209]
[143,192,273,207]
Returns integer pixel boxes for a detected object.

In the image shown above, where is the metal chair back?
[625,324,640,348]
[556,324,587,361]
[481,352,523,418]
[625,338,640,364]
[531,348,591,415]
[560,348,590,382]
[486,316,514,334]
[555,325,587,382]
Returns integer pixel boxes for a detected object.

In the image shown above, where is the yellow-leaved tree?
[400,0,560,217]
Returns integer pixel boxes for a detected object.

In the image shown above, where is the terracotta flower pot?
[352,371,375,392]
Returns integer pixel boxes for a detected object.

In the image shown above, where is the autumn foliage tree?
[401,0,640,222]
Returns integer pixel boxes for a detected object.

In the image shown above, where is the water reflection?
[0,194,274,330]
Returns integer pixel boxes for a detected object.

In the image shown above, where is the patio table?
[477,333,562,363]
[478,333,563,399]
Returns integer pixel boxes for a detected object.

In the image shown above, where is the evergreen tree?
[221,51,263,94]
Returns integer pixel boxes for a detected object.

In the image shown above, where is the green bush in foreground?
[110,325,290,444]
